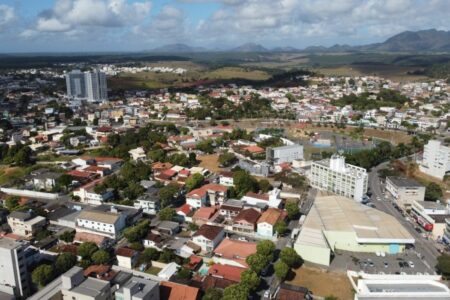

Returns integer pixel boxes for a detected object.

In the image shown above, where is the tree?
[202,288,223,300]
[159,249,175,263]
[92,250,110,265]
[56,174,73,190]
[159,183,180,207]
[147,149,166,162]
[59,230,75,243]
[185,173,204,191]
[177,267,192,279]
[196,139,215,154]
[223,283,249,300]
[32,264,54,287]
[280,247,303,268]
[13,146,33,166]
[4,195,20,211]
[56,253,77,273]
[425,182,443,201]
[123,220,149,242]
[245,253,268,274]
[274,261,289,280]
[258,179,271,193]
[257,240,276,257]
[437,254,450,278]
[159,207,176,221]
[141,248,160,262]
[218,152,237,167]
[233,170,259,198]
[240,270,260,291]
[78,242,98,259]
[274,220,288,236]
[285,202,300,220]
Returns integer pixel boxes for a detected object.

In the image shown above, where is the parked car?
[408,261,415,268]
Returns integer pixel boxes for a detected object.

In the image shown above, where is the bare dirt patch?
[197,154,221,173]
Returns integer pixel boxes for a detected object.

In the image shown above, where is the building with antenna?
[309,153,368,201]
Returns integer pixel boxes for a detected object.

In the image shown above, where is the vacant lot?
[197,154,221,173]
[288,266,354,300]
[0,166,27,185]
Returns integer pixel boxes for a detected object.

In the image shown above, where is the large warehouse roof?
[298,193,414,245]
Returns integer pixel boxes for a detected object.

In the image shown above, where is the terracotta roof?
[193,224,223,241]
[83,165,108,172]
[202,183,228,193]
[193,207,217,220]
[152,162,173,170]
[67,170,96,179]
[176,204,193,215]
[116,247,136,257]
[243,145,264,153]
[245,191,269,201]
[208,264,245,282]
[161,169,177,177]
[198,275,235,290]
[214,238,257,261]
[94,156,123,163]
[84,264,117,281]
[219,171,233,178]
[233,208,261,224]
[145,232,162,243]
[186,187,208,199]
[257,208,286,225]
[160,281,199,300]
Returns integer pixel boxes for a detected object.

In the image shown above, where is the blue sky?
[0,0,449,52]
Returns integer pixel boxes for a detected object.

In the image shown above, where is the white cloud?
[0,4,15,30]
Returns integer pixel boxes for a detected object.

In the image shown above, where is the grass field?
[197,154,221,173]
[145,266,162,275]
[287,266,354,300]
[0,166,28,185]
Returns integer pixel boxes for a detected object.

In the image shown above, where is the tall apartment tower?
[418,140,450,180]
[0,237,30,298]
[65,69,107,102]
[65,70,87,99]
[310,154,368,201]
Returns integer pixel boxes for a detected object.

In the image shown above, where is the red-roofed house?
[208,264,245,283]
[160,281,199,300]
[176,204,193,222]
[213,238,257,268]
[232,208,261,233]
[192,207,217,226]
[243,145,265,154]
[186,187,208,209]
[116,247,139,269]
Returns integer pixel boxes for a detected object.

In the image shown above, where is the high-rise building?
[65,69,107,102]
[0,237,31,298]
[309,154,368,201]
[418,140,450,180]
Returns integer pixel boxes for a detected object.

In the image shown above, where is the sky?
[0,0,449,53]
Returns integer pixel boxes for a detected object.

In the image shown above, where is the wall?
[293,243,331,266]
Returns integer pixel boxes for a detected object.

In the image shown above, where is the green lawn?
[145,266,162,275]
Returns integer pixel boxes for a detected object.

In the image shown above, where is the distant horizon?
[0,0,449,52]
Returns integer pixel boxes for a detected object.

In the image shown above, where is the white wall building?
[418,140,450,180]
[386,177,425,210]
[76,210,126,239]
[266,144,304,164]
[310,154,368,201]
[0,238,30,298]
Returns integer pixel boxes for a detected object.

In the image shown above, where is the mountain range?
[148,29,450,53]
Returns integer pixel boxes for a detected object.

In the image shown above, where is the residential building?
[266,144,304,164]
[73,179,114,205]
[310,154,368,201]
[186,187,208,209]
[257,208,287,238]
[0,237,30,298]
[238,158,270,177]
[115,276,160,300]
[116,247,139,269]
[76,209,126,238]
[128,147,146,161]
[294,194,415,267]
[192,207,217,226]
[66,69,107,102]
[134,190,160,215]
[418,140,450,180]
[275,283,311,300]
[61,266,111,300]
[156,221,180,236]
[192,224,225,252]
[411,200,450,238]
[143,232,164,250]
[219,199,243,220]
[30,170,61,191]
[213,238,257,268]
[219,171,234,187]
[7,211,46,238]
[207,264,245,283]
[242,188,282,208]
[232,208,261,233]
[66,70,87,99]
[386,177,425,210]
[160,281,199,300]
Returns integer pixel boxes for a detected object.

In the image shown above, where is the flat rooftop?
[297,193,414,245]
[387,176,424,188]
[314,159,366,177]
[0,237,25,250]
[70,277,109,297]
[367,283,446,293]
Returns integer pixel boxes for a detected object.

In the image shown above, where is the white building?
[310,154,368,201]
[76,209,126,239]
[61,266,111,300]
[128,147,146,161]
[66,69,107,102]
[386,177,425,210]
[7,211,46,238]
[418,140,450,180]
[0,237,30,298]
[192,224,224,252]
[73,179,114,205]
[266,144,304,164]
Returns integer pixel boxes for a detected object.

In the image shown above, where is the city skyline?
[0,0,449,52]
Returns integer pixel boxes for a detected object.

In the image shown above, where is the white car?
[408,261,415,268]
[263,290,271,299]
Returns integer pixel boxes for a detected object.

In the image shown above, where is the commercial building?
[7,211,46,238]
[418,139,450,180]
[0,237,30,298]
[66,69,107,102]
[266,144,304,164]
[61,266,111,300]
[294,193,414,266]
[386,177,425,210]
[350,273,450,299]
[310,154,368,201]
[76,209,126,238]
[411,200,450,238]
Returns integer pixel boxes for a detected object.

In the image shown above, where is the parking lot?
[330,249,433,274]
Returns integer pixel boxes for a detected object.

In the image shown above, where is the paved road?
[369,160,440,271]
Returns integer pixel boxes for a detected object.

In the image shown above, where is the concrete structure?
[266,144,304,164]
[294,193,415,266]
[349,272,450,299]
[61,266,111,300]
[192,224,225,252]
[134,191,160,215]
[76,209,126,238]
[310,154,368,201]
[238,158,270,177]
[115,276,159,300]
[418,139,450,180]
[386,177,425,210]
[0,237,31,298]
[66,69,107,102]
[411,200,450,238]
[7,211,46,238]
[257,208,286,238]
[116,247,139,270]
